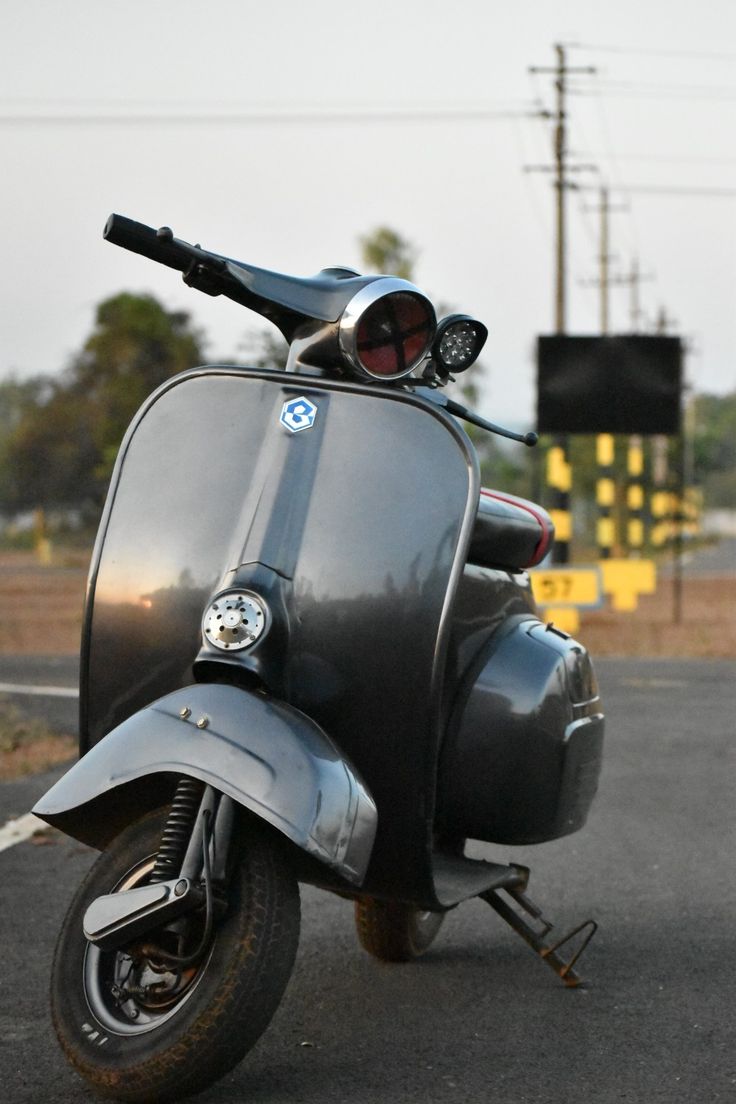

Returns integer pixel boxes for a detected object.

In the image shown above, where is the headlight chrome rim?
[338,278,436,381]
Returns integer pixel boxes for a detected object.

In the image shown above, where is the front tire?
[51,807,300,1103]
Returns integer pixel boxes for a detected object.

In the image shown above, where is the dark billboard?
[537,335,683,435]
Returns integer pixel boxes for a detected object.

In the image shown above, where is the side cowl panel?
[33,684,377,885]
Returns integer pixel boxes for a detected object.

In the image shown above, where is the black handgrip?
[103,214,194,273]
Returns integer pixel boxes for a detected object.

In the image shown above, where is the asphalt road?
[661,536,736,577]
[1,657,734,1103]
[0,654,79,734]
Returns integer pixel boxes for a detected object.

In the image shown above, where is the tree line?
[0,226,732,541]
[0,293,205,522]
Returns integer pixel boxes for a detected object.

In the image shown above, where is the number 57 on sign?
[530,567,603,610]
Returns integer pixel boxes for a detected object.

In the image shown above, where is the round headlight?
[433,314,488,375]
[339,279,436,381]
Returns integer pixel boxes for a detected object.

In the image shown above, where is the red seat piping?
[479,489,553,567]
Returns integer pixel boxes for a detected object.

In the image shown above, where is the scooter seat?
[469,489,554,570]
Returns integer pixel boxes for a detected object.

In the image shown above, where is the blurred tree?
[358,226,531,494]
[0,376,52,510]
[74,293,204,486]
[359,226,416,280]
[237,329,289,371]
[236,226,419,372]
[0,376,49,433]
[4,384,98,512]
[0,293,204,517]
[691,390,736,508]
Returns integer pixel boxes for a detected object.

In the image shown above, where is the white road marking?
[0,681,78,699]
[621,677,689,689]
[0,812,48,854]
[0,680,76,853]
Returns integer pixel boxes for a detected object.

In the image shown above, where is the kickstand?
[480,865,597,988]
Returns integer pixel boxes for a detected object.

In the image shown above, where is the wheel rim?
[83,854,214,1037]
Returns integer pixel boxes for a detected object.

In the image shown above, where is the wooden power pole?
[528,44,595,562]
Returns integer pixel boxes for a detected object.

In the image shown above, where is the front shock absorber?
[150,777,205,883]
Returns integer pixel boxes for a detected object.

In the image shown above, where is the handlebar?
[103,214,228,280]
[103,214,193,272]
[102,213,375,338]
[102,216,536,448]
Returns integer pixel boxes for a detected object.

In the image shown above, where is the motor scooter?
[34,215,604,1103]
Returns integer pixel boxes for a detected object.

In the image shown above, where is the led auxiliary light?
[432,314,488,375]
[338,279,436,381]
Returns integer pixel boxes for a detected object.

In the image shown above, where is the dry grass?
[0,551,84,777]
[0,551,87,655]
[0,548,732,780]
[0,551,734,662]
[0,698,75,780]
[580,576,736,658]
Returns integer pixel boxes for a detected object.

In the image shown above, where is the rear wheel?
[51,807,300,1103]
[354,898,445,962]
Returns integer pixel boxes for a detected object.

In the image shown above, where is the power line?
[621,184,736,197]
[569,82,736,101]
[0,104,532,126]
[512,116,553,238]
[585,82,640,256]
[528,43,600,565]
[566,42,736,62]
[587,79,736,94]
[580,152,736,166]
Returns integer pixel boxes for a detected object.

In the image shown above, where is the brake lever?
[410,386,538,447]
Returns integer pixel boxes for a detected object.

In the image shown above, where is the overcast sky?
[2,0,734,426]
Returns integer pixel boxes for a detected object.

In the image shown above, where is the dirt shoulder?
[579,575,736,659]
[0,550,87,656]
[0,547,732,780]
[0,548,734,660]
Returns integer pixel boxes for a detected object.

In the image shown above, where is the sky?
[1,0,735,428]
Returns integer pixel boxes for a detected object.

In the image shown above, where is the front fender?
[33,684,377,885]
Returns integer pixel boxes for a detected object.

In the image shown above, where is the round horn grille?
[202,591,267,652]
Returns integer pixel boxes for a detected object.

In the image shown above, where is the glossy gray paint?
[438,619,604,844]
[34,683,377,884]
[75,368,480,904]
[46,363,604,908]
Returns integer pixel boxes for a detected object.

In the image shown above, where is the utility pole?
[580,184,627,559]
[594,186,621,559]
[604,255,654,332]
[621,257,654,557]
[651,306,677,552]
[581,190,658,560]
[528,44,596,562]
[599,185,610,334]
[553,45,567,333]
[529,44,597,333]
[579,185,629,330]
[651,306,685,623]
[627,257,646,331]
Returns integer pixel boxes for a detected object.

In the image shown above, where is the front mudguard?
[33,684,377,885]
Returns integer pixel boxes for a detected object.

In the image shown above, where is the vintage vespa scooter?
[34,215,604,1103]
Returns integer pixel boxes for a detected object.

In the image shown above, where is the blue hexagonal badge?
[279,395,318,434]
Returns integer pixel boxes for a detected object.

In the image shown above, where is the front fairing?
[81,367,479,899]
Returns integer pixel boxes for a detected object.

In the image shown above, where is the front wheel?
[354,898,445,962]
[51,807,300,1103]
